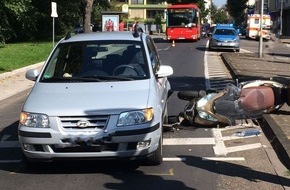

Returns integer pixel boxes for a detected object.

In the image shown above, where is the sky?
[212,0,226,8]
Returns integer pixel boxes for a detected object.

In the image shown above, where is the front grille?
[59,115,109,130]
[51,143,118,153]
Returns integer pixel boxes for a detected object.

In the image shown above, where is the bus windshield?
[167,8,197,27]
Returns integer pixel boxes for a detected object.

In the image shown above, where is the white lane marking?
[163,157,186,161]
[212,127,263,155]
[202,157,245,161]
[221,135,261,141]
[163,138,215,145]
[212,128,227,156]
[0,141,20,148]
[204,40,210,89]
[227,143,262,153]
[158,45,171,51]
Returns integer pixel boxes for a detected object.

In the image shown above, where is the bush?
[0,35,5,48]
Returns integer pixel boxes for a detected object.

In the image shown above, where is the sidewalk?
[0,62,43,101]
[221,40,290,170]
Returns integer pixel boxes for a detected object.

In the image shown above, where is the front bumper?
[209,41,240,50]
[18,123,161,161]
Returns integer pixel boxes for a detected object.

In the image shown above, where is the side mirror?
[156,65,173,78]
[25,69,39,81]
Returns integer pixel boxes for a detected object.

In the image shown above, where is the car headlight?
[19,112,49,128]
[117,108,153,126]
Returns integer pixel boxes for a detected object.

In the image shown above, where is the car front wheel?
[147,133,163,165]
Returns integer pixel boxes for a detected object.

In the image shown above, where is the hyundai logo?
[76,120,90,128]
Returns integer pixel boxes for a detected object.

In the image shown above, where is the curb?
[0,62,44,80]
[262,115,290,169]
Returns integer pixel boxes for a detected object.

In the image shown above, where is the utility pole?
[258,0,264,58]
[280,0,283,36]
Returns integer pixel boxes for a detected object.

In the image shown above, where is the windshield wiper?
[41,77,102,82]
[82,75,134,81]
[41,75,134,82]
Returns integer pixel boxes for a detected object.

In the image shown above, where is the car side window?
[146,38,160,73]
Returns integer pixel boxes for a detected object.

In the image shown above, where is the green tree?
[197,0,209,24]
[0,0,37,42]
[227,0,247,25]
[212,9,230,24]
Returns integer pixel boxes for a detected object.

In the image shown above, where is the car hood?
[23,80,150,116]
[213,34,237,41]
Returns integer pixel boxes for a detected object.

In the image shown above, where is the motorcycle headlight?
[19,112,49,128]
[117,108,153,126]
[198,111,218,122]
[196,93,217,108]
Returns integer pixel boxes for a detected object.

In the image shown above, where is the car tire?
[236,49,240,52]
[147,133,163,165]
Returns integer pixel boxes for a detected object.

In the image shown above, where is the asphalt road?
[0,37,288,190]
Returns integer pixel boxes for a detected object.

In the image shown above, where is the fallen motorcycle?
[177,80,290,126]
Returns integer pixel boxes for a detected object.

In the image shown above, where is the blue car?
[209,24,240,52]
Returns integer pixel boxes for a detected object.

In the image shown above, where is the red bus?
[166,3,201,41]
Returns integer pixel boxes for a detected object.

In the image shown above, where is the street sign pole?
[258,0,264,58]
[51,2,58,48]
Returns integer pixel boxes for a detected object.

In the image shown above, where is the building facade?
[117,0,213,25]
[254,0,290,36]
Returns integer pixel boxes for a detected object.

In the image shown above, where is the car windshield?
[214,29,236,35]
[40,40,149,82]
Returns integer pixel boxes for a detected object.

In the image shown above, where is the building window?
[146,10,164,19]
[115,0,128,2]
[131,0,144,4]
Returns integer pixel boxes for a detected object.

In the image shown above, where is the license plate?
[178,37,185,39]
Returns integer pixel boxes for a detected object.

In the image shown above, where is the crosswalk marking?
[204,41,235,90]
[163,157,186,161]
[163,138,215,145]
[227,143,262,153]
[202,157,245,161]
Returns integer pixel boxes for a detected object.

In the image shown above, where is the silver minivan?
[18,30,173,165]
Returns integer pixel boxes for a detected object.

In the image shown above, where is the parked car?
[209,24,240,52]
[18,29,173,165]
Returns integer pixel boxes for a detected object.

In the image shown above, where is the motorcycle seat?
[239,86,275,111]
